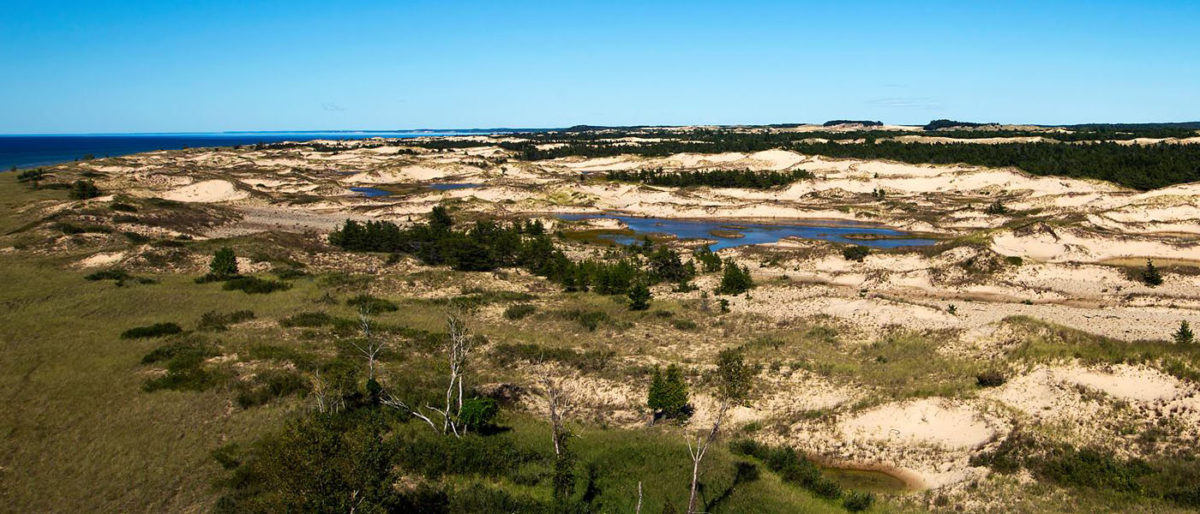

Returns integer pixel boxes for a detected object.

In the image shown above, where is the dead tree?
[686,349,750,514]
[350,306,387,381]
[539,373,574,456]
[381,312,473,438]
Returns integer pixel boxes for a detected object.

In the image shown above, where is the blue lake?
[350,187,393,197]
[429,183,481,191]
[556,213,937,250]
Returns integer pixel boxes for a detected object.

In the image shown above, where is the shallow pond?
[822,466,913,494]
[349,187,392,197]
[429,183,482,191]
[556,213,937,250]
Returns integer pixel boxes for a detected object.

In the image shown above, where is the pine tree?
[210,247,239,279]
[662,364,690,419]
[1174,321,1194,345]
[628,282,651,311]
[1142,259,1163,286]
[647,367,666,413]
[717,262,754,295]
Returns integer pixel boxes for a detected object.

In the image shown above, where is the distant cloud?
[865,96,942,110]
[321,102,346,112]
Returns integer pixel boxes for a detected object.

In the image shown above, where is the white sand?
[161,180,249,203]
[838,398,996,449]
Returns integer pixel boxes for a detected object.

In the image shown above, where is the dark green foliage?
[16,168,48,188]
[842,245,870,262]
[109,202,138,212]
[1175,321,1195,345]
[222,277,291,294]
[235,369,309,408]
[627,282,651,311]
[197,310,255,331]
[842,491,875,511]
[715,348,751,403]
[141,338,220,392]
[730,440,843,500]
[560,309,610,331]
[272,268,308,280]
[984,201,1008,215]
[346,294,399,313]
[647,246,695,283]
[84,268,131,282]
[492,128,1200,190]
[280,311,335,328]
[491,342,614,372]
[694,246,723,273]
[976,370,1007,388]
[458,397,499,431]
[120,322,182,339]
[1142,259,1163,286]
[209,247,239,279]
[606,167,812,189]
[824,120,882,127]
[68,180,101,200]
[54,222,110,234]
[671,319,698,330]
[717,262,754,295]
[647,364,690,420]
[504,303,537,320]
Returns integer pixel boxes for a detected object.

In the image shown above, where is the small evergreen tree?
[429,205,453,231]
[1142,259,1163,286]
[68,180,101,200]
[628,282,651,311]
[210,247,239,279]
[717,262,754,295]
[647,364,690,420]
[1174,321,1194,345]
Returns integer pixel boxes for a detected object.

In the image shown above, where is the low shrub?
[671,319,698,330]
[280,312,335,328]
[141,338,220,392]
[346,294,399,312]
[503,304,537,320]
[197,310,255,331]
[559,309,609,332]
[976,370,1007,387]
[235,370,309,408]
[121,322,183,339]
[842,491,875,512]
[842,245,870,262]
[458,397,499,431]
[223,277,291,294]
[491,342,614,372]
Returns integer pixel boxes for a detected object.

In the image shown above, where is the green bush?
[280,311,335,328]
[491,342,614,372]
[559,309,609,332]
[85,268,131,282]
[141,338,220,392]
[197,310,255,331]
[627,282,651,311]
[110,202,138,212]
[976,370,1007,387]
[842,245,870,262]
[842,491,875,512]
[346,294,399,312]
[671,319,698,330]
[647,364,691,420]
[235,370,309,409]
[717,262,754,295]
[68,180,101,200]
[458,397,499,431]
[223,277,291,294]
[120,322,182,339]
[209,247,239,279]
[1142,259,1163,286]
[503,304,537,320]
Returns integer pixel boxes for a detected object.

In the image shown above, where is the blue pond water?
[350,187,392,197]
[556,213,937,250]
[429,183,481,191]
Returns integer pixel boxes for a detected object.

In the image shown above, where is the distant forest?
[605,168,812,189]
[472,128,1200,190]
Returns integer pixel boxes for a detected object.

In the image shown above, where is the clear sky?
[2,0,1198,133]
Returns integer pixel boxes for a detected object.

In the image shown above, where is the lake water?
[0,131,493,171]
[349,187,393,198]
[557,213,936,250]
[429,183,481,191]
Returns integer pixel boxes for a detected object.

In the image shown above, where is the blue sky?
[2,0,1198,133]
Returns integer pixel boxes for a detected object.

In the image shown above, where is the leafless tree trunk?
[385,313,473,437]
[686,400,729,514]
[539,374,573,456]
[311,368,329,413]
[350,306,387,381]
[635,481,643,514]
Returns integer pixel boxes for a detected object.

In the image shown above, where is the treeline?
[823,120,882,127]
[605,168,812,189]
[329,207,742,296]
[484,131,1200,190]
[789,140,1200,190]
